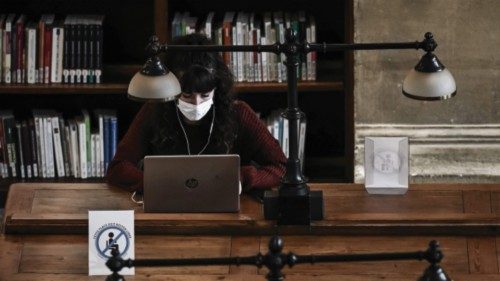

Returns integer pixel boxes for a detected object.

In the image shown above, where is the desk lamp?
[105,236,453,281]
[128,31,456,225]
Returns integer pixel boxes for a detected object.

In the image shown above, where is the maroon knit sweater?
[106,100,287,192]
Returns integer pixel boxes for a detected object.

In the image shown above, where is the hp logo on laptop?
[185,178,199,189]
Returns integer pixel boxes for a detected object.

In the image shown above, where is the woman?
[106,33,287,194]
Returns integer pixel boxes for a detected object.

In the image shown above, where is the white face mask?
[177,98,214,121]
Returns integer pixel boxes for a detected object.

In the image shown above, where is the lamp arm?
[308,31,438,52]
[145,32,437,57]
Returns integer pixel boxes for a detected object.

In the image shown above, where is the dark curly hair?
[150,33,237,154]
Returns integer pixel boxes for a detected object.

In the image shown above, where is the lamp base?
[263,189,324,225]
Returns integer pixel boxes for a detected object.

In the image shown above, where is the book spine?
[51,26,63,83]
[91,134,96,177]
[299,119,306,171]
[95,22,102,83]
[4,117,18,177]
[21,121,32,178]
[28,119,38,178]
[41,116,47,177]
[82,22,89,84]
[222,21,232,72]
[34,115,46,177]
[98,114,104,177]
[11,21,17,83]
[27,27,37,84]
[45,116,55,177]
[231,26,238,80]
[103,117,110,173]
[109,116,117,165]
[69,121,79,178]
[83,111,91,176]
[4,21,12,83]
[52,116,65,177]
[37,19,45,83]
[59,117,70,176]
[235,19,243,82]
[43,24,52,84]
[78,121,87,179]
[95,134,101,177]
[15,122,25,178]
[310,16,316,81]
[16,21,25,83]
[261,37,268,82]
[75,23,82,83]
[69,22,76,83]
[0,117,7,178]
[63,125,72,177]
[88,24,95,83]
[63,21,70,83]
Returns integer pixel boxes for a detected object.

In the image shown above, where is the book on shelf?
[169,11,317,83]
[0,110,18,177]
[0,109,118,180]
[63,16,71,83]
[272,11,285,83]
[3,14,16,84]
[94,15,104,84]
[0,14,104,85]
[28,119,38,177]
[15,14,27,84]
[0,14,5,82]
[42,14,55,84]
[51,20,64,83]
[20,121,32,178]
[68,119,79,178]
[26,21,37,84]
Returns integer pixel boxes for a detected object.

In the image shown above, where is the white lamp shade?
[402,68,456,101]
[128,71,181,102]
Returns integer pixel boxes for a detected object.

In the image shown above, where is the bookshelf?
[0,0,354,207]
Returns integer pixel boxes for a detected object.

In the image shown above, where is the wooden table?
[2,183,500,280]
[4,183,500,235]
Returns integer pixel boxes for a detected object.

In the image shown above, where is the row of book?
[263,109,306,171]
[0,14,104,85]
[0,109,117,180]
[171,11,317,83]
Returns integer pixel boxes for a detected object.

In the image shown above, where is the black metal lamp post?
[105,236,453,281]
[129,31,456,225]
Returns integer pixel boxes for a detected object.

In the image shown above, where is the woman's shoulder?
[232,100,257,118]
[231,100,264,133]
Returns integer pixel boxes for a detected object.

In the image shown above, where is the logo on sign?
[185,178,199,189]
[93,223,132,259]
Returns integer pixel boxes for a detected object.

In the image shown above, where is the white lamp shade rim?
[127,93,177,103]
[402,68,456,101]
[402,90,456,101]
[128,71,181,101]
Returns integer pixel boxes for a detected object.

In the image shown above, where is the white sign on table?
[364,137,409,195]
[88,210,135,276]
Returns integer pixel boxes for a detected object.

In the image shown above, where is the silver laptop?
[143,155,240,213]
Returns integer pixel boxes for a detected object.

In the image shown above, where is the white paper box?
[364,137,409,195]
